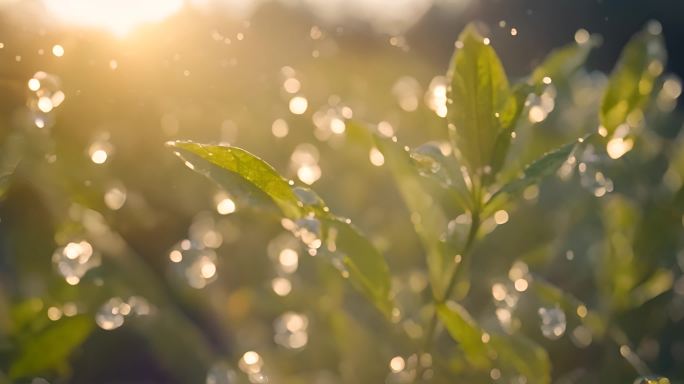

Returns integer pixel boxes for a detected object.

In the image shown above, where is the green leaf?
[530,277,606,337]
[167,141,394,316]
[530,36,598,87]
[489,84,534,178]
[436,302,489,368]
[447,22,513,178]
[488,333,551,384]
[9,315,93,379]
[371,133,456,299]
[438,302,550,382]
[322,218,392,315]
[488,137,585,204]
[600,22,666,136]
[9,298,44,334]
[0,133,24,200]
[169,141,301,218]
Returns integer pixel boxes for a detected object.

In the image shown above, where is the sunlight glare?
[42,0,184,37]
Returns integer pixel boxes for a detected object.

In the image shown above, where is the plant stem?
[414,209,480,382]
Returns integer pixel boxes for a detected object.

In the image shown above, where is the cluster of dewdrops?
[29,45,152,333]
[31,18,684,383]
[489,260,593,349]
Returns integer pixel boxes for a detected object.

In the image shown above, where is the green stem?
[414,209,480,382]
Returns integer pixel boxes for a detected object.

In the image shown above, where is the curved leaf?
[530,36,599,87]
[9,315,93,379]
[372,133,456,299]
[437,302,550,383]
[167,141,393,316]
[169,141,301,218]
[488,137,586,205]
[600,23,666,136]
[437,302,489,368]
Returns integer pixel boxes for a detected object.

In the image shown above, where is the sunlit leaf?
[488,138,585,204]
[447,22,514,179]
[9,298,44,335]
[322,218,393,315]
[489,333,550,384]
[436,302,489,368]
[600,23,666,136]
[370,133,459,299]
[168,141,301,218]
[530,37,599,87]
[167,141,393,316]
[9,315,93,379]
[531,277,606,337]
[0,133,24,200]
[438,301,550,382]
[489,84,534,178]
[599,195,640,308]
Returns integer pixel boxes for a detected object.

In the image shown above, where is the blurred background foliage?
[0,0,683,383]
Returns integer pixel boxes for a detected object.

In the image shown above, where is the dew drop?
[96,297,126,330]
[52,240,100,285]
[168,241,218,289]
[206,362,237,384]
[274,311,309,350]
[538,306,567,340]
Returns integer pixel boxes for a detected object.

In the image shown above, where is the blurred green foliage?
[0,4,683,384]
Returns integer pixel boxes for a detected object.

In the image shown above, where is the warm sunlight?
[42,0,183,36]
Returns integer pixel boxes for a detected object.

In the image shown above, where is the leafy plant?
[0,17,682,384]
[162,21,679,383]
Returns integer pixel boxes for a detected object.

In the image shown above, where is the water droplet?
[271,118,289,138]
[389,356,405,373]
[271,277,292,296]
[168,241,218,289]
[214,192,236,215]
[52,240,100,285]
[27,71,63,129]
[574,28,590,44]
[96,297,126,330]
[47,306,62,321]
[206,362,237,384]
[291,144,321,185]
[274,311,309,350]
[283,77,301,94]
[538,306,566,339]
[291,217,322,251]
[369,147,385,166]
[393,76,421,112]
[104,182,127,210]
[88,135,114,165]
[425,76,448,118]
[289,96,308,115]
[239,351,264,375]
[606,136,634,159]
[494,210,509,225]
[570,325,592,348]
[329,251,349,278]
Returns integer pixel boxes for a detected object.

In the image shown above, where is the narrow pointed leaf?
[530,37,599,87]
[600,23,666,136]
[488,137,585,204]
